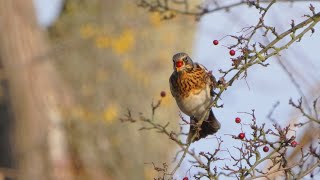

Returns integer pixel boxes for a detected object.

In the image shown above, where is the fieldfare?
[169,52,221,143]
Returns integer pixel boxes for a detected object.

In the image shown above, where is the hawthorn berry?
[235,117,241,123]
[160,91,166,98]
[238,133,245,139]
[291,141,298,147]
[229,49,236,56]
[183,177,188,180]
[263,146,269,152]
[213,40,219,45]
[176,60,184,68]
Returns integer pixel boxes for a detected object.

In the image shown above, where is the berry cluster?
[233,116,298,154]
[212,39,236,56]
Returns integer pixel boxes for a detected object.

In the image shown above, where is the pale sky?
[33,0,63,27]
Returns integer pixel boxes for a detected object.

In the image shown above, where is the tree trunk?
[0,1,74,180]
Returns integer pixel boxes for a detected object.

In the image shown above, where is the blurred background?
[0,0,319,180]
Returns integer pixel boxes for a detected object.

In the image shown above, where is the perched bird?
[169,52,221,143]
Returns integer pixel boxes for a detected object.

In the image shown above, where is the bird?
[169,52,221,143]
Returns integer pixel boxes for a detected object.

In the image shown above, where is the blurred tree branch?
[0,1,75,180]
[138,0,320,20]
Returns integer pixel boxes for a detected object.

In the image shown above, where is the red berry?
[263,146,269,152]
[213,40,219,45]
[238,133,245,139]
[183,177,188,180]
[229,49,236,56]
[235,117,241,123]
[160,91,166,97]
[175,60,184,68]
[291,141,298,147]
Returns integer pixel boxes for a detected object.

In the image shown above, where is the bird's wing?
[169,72,178,98]
[194,63,217,96]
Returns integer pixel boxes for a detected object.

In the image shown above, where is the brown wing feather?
[194,63,217,97]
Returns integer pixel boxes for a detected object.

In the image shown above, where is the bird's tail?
[187,110,221,143]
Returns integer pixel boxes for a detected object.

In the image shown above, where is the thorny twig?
[290,98,320,127]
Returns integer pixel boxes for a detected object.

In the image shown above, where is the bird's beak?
[175,60,184,71]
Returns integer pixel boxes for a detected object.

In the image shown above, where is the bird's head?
[172,52,194,72]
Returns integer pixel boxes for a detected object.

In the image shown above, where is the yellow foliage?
[95,35,110,49]
[109,136,120,147]
[133,71,144,83]
[80,24,96,39]
[71,105,86,119]
[80,25,135,54]
[142,76,150,87]
[103,104,119,123]
[144,166,157,180]
[65,1,78,14]
[122,59,134,71]
[71,105,94,120]
[162,31,175,45]
[161,95,173,106]
[111,29,135,55]
[122,59,150,88]
[149,12,162,27]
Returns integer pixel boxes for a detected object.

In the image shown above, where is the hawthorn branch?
[295,160,320,179]
[170,110,210,175]
[212,11,320,107]
[289,98,320,125]
[120,106,206,174]
[245,162,301,180]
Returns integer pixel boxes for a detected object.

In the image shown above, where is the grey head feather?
[172,52,194,71]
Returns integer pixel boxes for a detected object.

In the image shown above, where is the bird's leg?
[210,89,218,97]
[188,116,201,142]
[210,89,223,101]
[190,116,197,126]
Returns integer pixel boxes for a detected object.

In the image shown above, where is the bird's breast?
[175,85,212,119]
[174,69,207,98]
